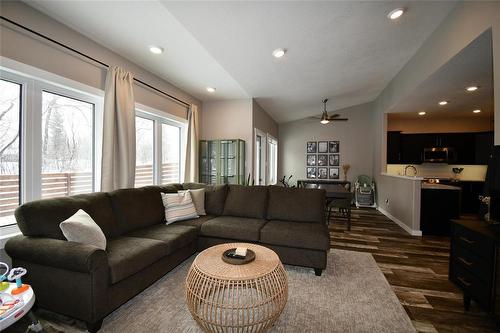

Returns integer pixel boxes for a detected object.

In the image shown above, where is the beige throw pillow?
[161,190,199,224]
[59,209,106,250]
[179,188,206,216]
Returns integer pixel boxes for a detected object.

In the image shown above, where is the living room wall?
[373,1,500,233]
[0,1,201,118]
[278,102,374,186]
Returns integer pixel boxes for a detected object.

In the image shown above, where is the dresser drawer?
[452,263,492,310]
[452,244,493,283]
[453,223,495,259]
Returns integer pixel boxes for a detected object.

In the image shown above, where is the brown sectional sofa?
[5,183,328,332]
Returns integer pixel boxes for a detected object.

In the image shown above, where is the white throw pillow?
[161,191,199,224]
[179,188,206,216]
[59,209,106,250]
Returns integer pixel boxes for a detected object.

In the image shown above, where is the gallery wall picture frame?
[329,141,339,153]
[318,167,328,179]
[329,154,340,166]
[306,167,317,179]
[307,154,317,166]
[317,154,328,166]
[329,167,340,179]
[307,141,317,153]
[318,141,328,153]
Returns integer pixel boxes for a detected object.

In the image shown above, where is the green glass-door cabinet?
[199,139,245,185]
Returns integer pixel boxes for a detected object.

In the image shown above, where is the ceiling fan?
[313,99,348,124]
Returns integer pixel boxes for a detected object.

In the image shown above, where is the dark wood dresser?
[450,219,500,319]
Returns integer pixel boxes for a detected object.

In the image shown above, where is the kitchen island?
[421,183,461,235]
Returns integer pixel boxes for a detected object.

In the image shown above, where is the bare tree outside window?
[0,79,21,226]
[41,91,94,199]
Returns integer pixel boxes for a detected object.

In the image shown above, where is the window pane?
[135,116,154,187]
[161,123,180,184]
[41,91,94,198]
[0,80,21,226]
[268,139,277,185]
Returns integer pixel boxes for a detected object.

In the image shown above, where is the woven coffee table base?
[185,243,288,333]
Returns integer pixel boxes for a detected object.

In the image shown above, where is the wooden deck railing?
[0,163,179,218]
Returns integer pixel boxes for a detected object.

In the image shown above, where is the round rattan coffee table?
[185,243,288,333]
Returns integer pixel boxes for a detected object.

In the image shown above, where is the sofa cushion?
[106,236,167,284]
[15,192,118,240]
[182,183,228,216]
[267,186,326,224]
[174,215,216,231]
[205,185,227,216]
[109,186,177,234]
[125,224,197,254]
[59,209,107,250]
[223,185,268,219]
[200,216,267,241]
[260,220,330,251]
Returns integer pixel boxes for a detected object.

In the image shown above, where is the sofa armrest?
[5,235,107,273]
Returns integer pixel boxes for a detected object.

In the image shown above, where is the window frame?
[0,60,103,232]
[267,134,278,185]
[135,103,187,185]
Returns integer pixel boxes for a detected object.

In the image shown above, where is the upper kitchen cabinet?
[387,131,493,165]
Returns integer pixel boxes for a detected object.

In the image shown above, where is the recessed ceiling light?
[438,101,448,106]
[149,46,164,54]
[387,8,405,20]
[473,109,481,113]
[272,48,286,58]
[206,87,216,93]
[418,112,426,116]
[466,86,478,92]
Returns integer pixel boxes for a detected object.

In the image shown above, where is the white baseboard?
[377,207,422,237]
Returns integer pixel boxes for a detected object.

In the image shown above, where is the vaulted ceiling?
[27,1,457,123]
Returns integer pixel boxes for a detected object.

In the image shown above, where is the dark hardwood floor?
[329,207,499,333]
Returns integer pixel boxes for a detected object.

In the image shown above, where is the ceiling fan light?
[320,111,330,124]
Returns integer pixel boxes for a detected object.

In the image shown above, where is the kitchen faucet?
[404,165,417,177]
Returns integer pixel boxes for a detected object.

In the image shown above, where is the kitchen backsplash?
[387,164,487,181]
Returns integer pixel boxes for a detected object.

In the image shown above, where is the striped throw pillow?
[161,191,199,224]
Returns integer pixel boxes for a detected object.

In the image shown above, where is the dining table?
[297,180,353,230]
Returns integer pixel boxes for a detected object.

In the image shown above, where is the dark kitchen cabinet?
[387,131,401,164]
[387,131,493,165]
[475,132,494,164]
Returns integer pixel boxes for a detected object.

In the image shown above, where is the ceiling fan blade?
[328,114,340,118]
[328,118,348,121]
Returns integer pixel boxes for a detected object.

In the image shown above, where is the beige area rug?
[9,249,416,333]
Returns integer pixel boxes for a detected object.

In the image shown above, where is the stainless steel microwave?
[423,147,455,163]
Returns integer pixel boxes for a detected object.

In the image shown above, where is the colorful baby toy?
[0,262,9,291]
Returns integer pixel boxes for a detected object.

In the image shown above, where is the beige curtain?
[184,104,199,182]
[101,66,136,191]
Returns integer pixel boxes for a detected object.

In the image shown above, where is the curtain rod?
[0,16,191,108]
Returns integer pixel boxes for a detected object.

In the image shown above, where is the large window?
[135,107,184,187]
[41,91,94,198]
[0,80,21,226]
[0,69,101,228]
[135,116,155,187]
[161,123,180,184]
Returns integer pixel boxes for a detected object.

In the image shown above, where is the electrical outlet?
[385,198,389,205]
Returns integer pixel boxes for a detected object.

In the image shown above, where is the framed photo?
[307,141,317,153]
[329,141,339,153]
[318,167,328,179]
[307,154,317,166]
[317,154,328,166]
[306,167,317,179]
[318,141,328,153]
[329,154,339,166]
[329,167,339,179]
